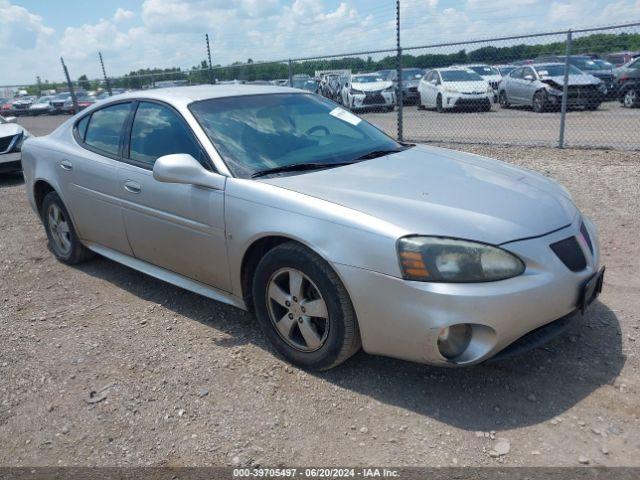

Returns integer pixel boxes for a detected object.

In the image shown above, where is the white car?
[462,64,503,102]
[28,95,55,116]
[341,73,395,112]
[0,115,30,174]
[418,68,493,112]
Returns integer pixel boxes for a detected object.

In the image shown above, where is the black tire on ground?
[481,100,492,112]
[585,101,601,111]
[252,241,361,371]
[436,94,443,113]
[623,88,639,108]
[532,90,548,113]
[41,191,94,265]
[417,93,426,110]
[499,90,510,108]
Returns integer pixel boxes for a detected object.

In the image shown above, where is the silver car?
[498,63,605,112]
[21,85,604,370]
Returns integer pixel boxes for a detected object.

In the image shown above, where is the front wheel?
[417,92,426,110]
[623,88,639,108]
[252,242,361,370]
[532,90,548,113]
[42,192,94,264]
[499,91,510,108]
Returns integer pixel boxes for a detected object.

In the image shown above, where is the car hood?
[443,80,489,93]
[540,74,600,86]
[352,81,393,92]
[0,123,24,137]
[261,145,577,245]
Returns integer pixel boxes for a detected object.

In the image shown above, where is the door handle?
[60,160,73,171]
[124,181,141,194]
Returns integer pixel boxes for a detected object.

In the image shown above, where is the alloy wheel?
[47,203,72,255]
[266,267,329,352]
[624,89,637,108]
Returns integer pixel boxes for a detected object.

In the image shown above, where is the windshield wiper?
[351,148,407,161]
[251,161,354,178]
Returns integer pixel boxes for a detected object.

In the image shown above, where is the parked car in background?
[95,89,126,100]
[397,68,424,105]
[418,68,492,112]
[460,64,502,101]
[62,94,95,115]
[495,65,516,77]
[50,92,72,114]
[1,98,20,116]
[291,75,320,94]
[341,73,395,111]
[613,56,640,79]
[28,95,55,116]
[605,51,640,67]
[0,114,30,174]
[10,96,36,116]
[498,63,605,112]
[618,69,640,108]
[536,55,617,98]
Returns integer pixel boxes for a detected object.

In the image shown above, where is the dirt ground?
[1,115,639,467]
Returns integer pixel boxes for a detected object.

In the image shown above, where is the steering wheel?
[305,125,330,136]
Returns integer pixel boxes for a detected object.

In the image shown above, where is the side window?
[84,103,131,156]
[511,68,523,79]
[523,67,535,79]
[435,73,442,85]
[129,102,202,167]
[76,115,89,141]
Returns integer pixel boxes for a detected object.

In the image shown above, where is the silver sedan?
[21,85,604,370]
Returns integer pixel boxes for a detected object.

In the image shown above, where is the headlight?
[443,86,458,93]
[544,84,563,95]
[397,236,525,282]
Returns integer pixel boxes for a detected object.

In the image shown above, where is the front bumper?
[351,91,396,110]
[334,216,600,366]
[443,92,492,110]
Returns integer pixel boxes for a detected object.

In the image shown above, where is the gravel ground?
[1,116,639,468]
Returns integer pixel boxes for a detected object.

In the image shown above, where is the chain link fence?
[10,22,639,151]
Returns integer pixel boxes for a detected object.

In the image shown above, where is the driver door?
[114,100,231,291]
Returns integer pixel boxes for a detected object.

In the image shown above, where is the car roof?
[111,84,303,107]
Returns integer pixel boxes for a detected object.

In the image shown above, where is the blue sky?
[2,0,639,84]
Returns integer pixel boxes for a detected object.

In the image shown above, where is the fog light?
[437,324,472,359]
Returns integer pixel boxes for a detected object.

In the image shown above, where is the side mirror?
[524,74,534,81]
[153,154,225,190]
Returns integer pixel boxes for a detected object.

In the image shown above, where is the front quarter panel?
[224,178,407,298]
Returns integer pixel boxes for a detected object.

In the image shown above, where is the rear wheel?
[532,90,548,113]
[623,88,639,108]
[252,242,361,370]
[42,192,94,265]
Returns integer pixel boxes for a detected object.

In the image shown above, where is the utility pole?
[99,52,113,96]
[395,0,403,142]
[60,57,78,112]
[205,33,215,84]
[36,76,42,96]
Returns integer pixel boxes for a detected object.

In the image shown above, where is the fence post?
[558,29,572,148]
[206,34,215,84]
[288,59,293,86]
[395,0,403,141]
[99,52,113,96]
[60,57,78,112]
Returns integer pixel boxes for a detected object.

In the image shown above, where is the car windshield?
[570,58,602,70]
[189,93,403,178]
[536,64,583,76]
[440,70,483,82]
[468,66,499,76]
[292,79,316,90]
[402,69,423,80]
[352,75,384,83]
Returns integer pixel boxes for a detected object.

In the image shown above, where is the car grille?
[550,236,587,272]
[489,81,500,90]
[0,134,17,153]
[363,92,385,105]
[51,101,65,108]
[12,104,28,110]
[408,86,418,93]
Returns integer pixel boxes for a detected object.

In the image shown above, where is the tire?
[532,90,548,113]
[41,192,94,265]
[252,242,361,371]
[623,88,639,108]
[585,101,600,111]
[436,94,443,113]
[481,100,492,112]
[498,91,510,108]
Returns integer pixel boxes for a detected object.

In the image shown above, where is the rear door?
[60,102,134,255]
[115,100,231,290]
[506,68,524,103]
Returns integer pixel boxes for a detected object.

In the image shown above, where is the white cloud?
[113,7,135,22]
